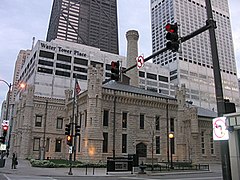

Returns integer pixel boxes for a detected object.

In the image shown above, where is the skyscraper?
[151,0,239,110]
[46,0,119,54]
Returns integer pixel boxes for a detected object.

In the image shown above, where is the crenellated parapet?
[102,88,178,109]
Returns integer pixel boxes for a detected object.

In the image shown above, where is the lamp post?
[169,132,174,169]
[0,79,11,121]
[0,80,25,148]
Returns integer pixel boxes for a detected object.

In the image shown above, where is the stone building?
[11,86,66,159]
[11,64,220,164]
[63,65,220,164]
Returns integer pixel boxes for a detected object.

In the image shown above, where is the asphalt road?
[1,172,223,180]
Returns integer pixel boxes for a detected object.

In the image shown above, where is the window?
[140,114,144,129]
[155,116,160,130]
[74,66,87,73]
[147,73,157,80]
[55,70,70,77]
[57,54,71,63]
[159,75,168,82]
[90,61,103,67]
[38,67,53,74]
[201,131,205,154]
[139,71,145,78]
[56,63,71,70]
[103,132,108,153]
[33,138,40,151]
[122,112,127,128]
[84,110,87,127]
[73,73,87,80]
[79,113,82,127]
[74,57,88,66]
[38,59,53,67]
[43,138,49,152]
[39,50,54,59]
[55,139,62,152]
[156,136,160,154]
[56,117,63,129]
[105,64,112,71]
[170,118,174,132]
[103,110,109,126]
[210,135,214,154]
[122,134,127,153]
[78,135,81,152]
[35,115,42,127]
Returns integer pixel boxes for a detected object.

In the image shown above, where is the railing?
[144,162,209,172]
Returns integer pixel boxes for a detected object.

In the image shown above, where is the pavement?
[0,158,222,177]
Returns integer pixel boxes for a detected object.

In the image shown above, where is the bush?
[29,159,106,168]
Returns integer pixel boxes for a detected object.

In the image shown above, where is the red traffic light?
[110,61,120,81]
[3,126,8,131]
[165,23,178,33]
[111,61,119,68]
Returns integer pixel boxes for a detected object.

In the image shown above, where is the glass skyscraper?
[47,0,119,54]
[151,0,239,110]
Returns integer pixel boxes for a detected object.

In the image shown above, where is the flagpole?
[73,78,79,161]
[68,78,76,175]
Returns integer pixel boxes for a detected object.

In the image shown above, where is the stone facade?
[11,85,66,159]
[11,65,220,164]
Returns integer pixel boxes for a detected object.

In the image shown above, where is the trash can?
[0,159,6,168]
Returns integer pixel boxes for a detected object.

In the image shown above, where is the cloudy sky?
[0,0,239,111]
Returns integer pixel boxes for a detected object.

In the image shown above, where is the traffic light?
[75,125,80,136]
[66,135,72,146]
[110,61,120,81]
[165,23,179,52]
[0,136,5,144]
[65,124,71,135]
[2,125,8,137]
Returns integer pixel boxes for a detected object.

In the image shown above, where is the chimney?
[126,30,139,87]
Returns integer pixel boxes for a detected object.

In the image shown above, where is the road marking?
[3,174,58,180]
[120,176,222,180]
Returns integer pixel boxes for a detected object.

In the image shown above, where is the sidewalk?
[0,158,221,177]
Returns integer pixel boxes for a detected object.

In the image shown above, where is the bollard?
[85,165,88,175]
[93,166,95,175]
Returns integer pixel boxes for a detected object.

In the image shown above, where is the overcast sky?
[0,0,239,111]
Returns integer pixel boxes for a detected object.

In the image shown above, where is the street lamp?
[0,79,11,122]
[0,79,25,148]
[169,132,174,169]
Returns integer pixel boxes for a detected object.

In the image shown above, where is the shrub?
[29,159,106,168]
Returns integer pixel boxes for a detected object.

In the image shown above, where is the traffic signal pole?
[68,82,76,175]
[205,0,231,179]
[122,1,230,178]
[122,22,212,74]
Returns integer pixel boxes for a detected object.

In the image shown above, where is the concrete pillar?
[126,30,139,87]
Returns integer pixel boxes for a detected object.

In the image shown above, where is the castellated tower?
[18,85,35,158]
[126,30,139,87]
[81,64,104,162]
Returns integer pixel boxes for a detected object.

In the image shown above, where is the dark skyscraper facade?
[46,0,119,54]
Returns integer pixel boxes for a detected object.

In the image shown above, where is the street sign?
[0,144,6,151]
[69,146,73,154]
[213,117,229,140]
[136,55,144,69]
[1,120,9,126]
